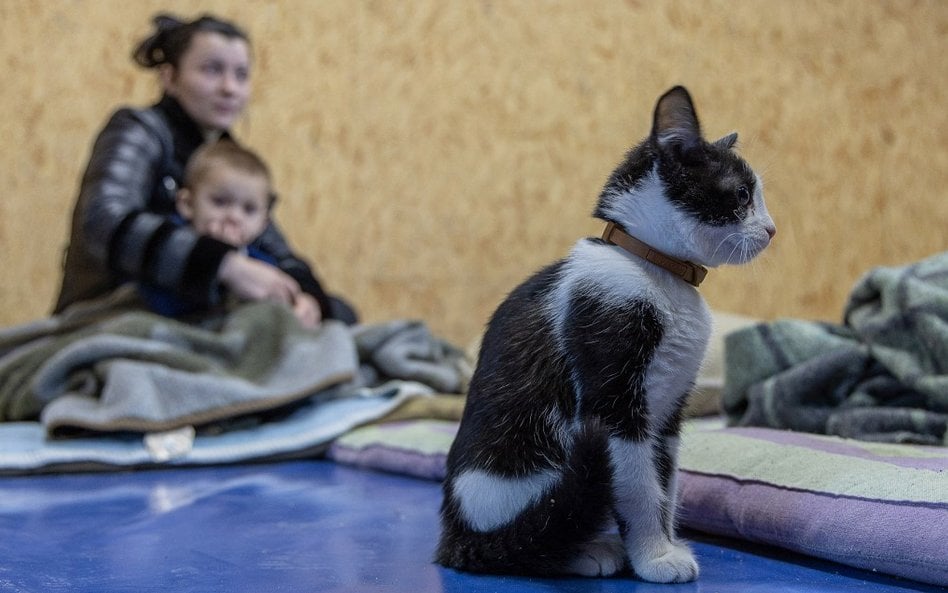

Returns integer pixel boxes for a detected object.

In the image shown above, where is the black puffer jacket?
[54,95,333,318]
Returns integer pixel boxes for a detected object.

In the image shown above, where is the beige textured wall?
[1,1,946,345]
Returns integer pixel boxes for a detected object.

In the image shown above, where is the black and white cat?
[436,86,775,583]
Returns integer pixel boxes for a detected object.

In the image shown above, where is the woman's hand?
[292,293,322,329]
[218,251,300,305]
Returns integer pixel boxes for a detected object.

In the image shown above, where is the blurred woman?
[55,13,355,325]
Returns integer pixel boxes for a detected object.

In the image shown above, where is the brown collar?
[601,222,708,287]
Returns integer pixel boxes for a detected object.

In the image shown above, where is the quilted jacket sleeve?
[62,108,232,307]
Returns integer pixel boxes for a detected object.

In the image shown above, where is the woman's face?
[162,32,251,132]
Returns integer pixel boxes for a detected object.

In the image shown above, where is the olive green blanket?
[0,292,469,438]
[0,302,358,436]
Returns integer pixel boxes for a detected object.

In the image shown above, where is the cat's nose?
[765,224,777,239]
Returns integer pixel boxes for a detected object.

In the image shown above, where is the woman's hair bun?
[153,14,184,34]
[131,13,248,69]
[132,13,184,68]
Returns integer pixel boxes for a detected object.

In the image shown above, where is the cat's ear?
[652,86,703,154]
[713,132,739,150]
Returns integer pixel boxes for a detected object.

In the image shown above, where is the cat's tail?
[435,421,615,575]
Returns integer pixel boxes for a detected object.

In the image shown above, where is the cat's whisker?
[737,238,751,265]
[710,232,742,262]
[722,238,742,266]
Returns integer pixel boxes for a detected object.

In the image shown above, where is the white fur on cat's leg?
[608,437,699,584]
[661,435,682,536]
[565,533,626,577]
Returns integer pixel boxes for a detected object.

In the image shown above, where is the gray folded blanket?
[723,251,948,445]
[0,291,470,437]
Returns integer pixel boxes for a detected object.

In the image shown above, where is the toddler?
[141,140,322,327]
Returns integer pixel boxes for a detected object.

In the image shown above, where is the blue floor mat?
[0,460,941,593]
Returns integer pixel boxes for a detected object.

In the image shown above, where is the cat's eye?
[736,186,751,207]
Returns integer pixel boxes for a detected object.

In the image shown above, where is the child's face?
[177,163,270,247]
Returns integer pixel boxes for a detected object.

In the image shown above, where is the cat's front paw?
[632,541,699,583]
[566,533,627,577]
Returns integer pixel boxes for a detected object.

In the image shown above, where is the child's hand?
[292,293,322,329]
[204,219,244,246]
